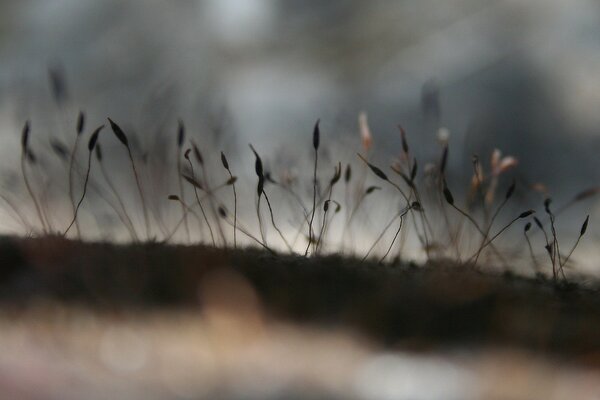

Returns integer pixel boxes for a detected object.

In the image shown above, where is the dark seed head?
[410,159,418,181]
[544,198,552,214]
[184,148,191,160]
[87,125,104,151]
[443,180,454,205]
[21,121,30,150]
[313,119,320,150]
[581,215,590,236]
[177,119,185,148]
[365,186,381,194]
[506,180,516,200]
[533,217,544,230]
[324,200,330,212]
[399,125,409,154]
[330,162,341,185]
[411,201,423,211]
[519,210,535,219]
[50,138,69,161]
[249,144,263,178]
[26,149,36,164]
[95,144,103,162]
[524,222,532,233]
[440,145,448,175]
[226,176,237,185]
[220,151,229,170]
[168,195,180,201]
[76,111,85,136]
[192,143,203,165]
[182,175,204,190]
[107,118,129,147]
[257,176,264,197]
[344,164,352,183]
[218,206,227,218]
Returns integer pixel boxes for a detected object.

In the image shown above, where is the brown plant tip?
[21,121,30,150]
[226,176,237,185]
[87,125,104,151]
[76,111,85,135]
[107,118,129,147]
[506,180,516,200]
[398,125,409,154]
[574,187,600,202]
[313,119,320,150]
[519,210,535,219]
[220,151,229,170]
[168,195,180,201]
[177,119,185,148]
[581,215,590,236]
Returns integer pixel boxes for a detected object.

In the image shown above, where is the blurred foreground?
[0,236,599,399]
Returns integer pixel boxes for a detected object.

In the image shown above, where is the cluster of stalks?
[7,111,595,284]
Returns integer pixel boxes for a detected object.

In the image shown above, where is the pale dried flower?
[358,111,372,151]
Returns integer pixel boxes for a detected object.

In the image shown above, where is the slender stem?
[126,146,150,239]
[98,161,139,242]
[177,148,190,243]
[67,135,81,238]
[21,154,47,234]
[379,212,407,264]
[263,192,293,251]
[305,150,318,256]
[64,151,93,236]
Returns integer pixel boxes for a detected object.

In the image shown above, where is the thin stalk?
[64,151,93,236]
[21,153,47,234]
[126,146,150,239]
[305,149,318,256]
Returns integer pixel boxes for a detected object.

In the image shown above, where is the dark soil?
[1,235,599,365]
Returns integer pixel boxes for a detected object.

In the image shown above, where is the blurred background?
[1,0,600,253]
[3,3,600,399]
